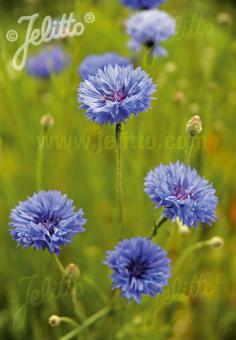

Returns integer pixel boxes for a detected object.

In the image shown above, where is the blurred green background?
[0,0,236,339]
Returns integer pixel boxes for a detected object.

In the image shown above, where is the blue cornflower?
[9,190,86,255]
[79,53,131,80]
[78,64,156,125]
[104,237,171,303]
[121,0,166,10]
[144,161,218,227]
[27,46,70,79]
[126,9,176,57]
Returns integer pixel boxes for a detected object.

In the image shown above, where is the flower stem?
[59,317,79,328]
[71,285,86,322]
[148,216,168,240]
[145,46,154,67]
[174,239,213,274]
[53,254,66,276]
[83,275,108,303]
[116,123,124,239]
[185,136,194,164]
[53,256,86,322]
[59,307,111,340]
[36,131,46,191]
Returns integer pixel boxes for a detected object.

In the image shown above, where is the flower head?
[79,53,131,80]
[78,64,156,125]
[104,237,171,303]
[27,46,70,79]
[186,115,203,137]
[126,9,176,57]
[144,161,218,227]
[121,0,166,10]
[9,190,86,255]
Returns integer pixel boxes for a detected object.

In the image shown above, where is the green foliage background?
[0,0,236,339]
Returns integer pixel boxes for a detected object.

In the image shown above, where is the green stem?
[59,307,111,340]
[83,275,108,303]
[53,254,66,276]
[174,240,213,274]
[145,46,154,67]
[59,317,79,328]
[53,256,86,322]
[36,131,45,190]
[116,123,124,239]
[148,216,168,240]
[71,285,86,322]
[185,136,194,164]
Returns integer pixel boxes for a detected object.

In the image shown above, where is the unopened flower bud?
[49,315,60,327]
[186,115,202,137]
[65,263,80,280]
[209,236,224,248]
[40,114,55,131]
[173,91,186,104]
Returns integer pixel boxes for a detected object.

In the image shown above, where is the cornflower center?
[34,215,61,235]
[174,185,190,200]
[145,39,155,48]
[128,261,146,277]
[104,87,127,102]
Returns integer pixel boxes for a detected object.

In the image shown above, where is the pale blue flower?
[79,53,131,79]
[144,161,218,227]
[126,9,176,57]
[78,64,156,125]
[10,191,86,255]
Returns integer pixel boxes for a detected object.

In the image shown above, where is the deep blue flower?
[126,9,176,57]
[9,190,86,255]
[79,53,131,80]
[78,64,156,125]
[144,161,218,227]
[121,0,166,10]
[104,237,171,303]
[27,46,70,79]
